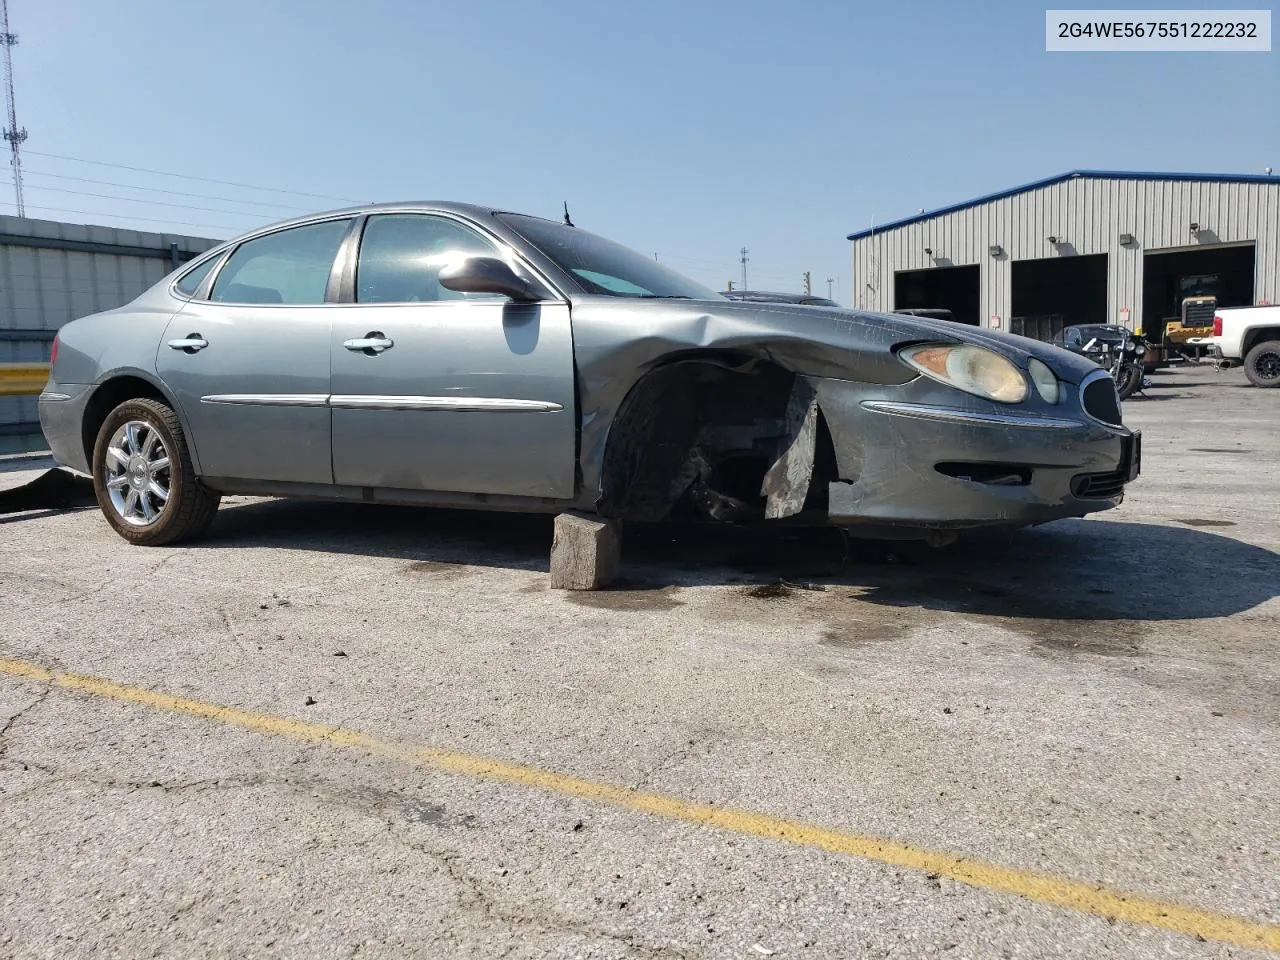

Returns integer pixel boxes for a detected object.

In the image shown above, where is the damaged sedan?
[38,202,1139,546]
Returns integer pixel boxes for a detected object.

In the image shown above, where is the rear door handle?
[168,335,209,353]
[344,333,394,355]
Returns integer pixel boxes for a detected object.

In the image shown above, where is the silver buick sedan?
[39,202,1139,546]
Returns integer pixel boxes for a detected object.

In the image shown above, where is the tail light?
[1212,315,1223,337]
[49,333,59,367]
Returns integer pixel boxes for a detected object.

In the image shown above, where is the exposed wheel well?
[598,355,836,523]
[81,376,169,466]
[1242,328,1280,357]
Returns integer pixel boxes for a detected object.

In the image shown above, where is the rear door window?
[211,219,352,305]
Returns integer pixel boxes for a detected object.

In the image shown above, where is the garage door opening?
[893,264,980,325]
[1010,254,1108,341]
[1142,244,1255,343]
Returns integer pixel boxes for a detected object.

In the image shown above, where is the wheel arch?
[1242,327,1280,358]
[81,370,203,474]
[594,349,836,522]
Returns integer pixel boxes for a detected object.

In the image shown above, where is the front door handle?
[344,332,395,355]
[168,334,209,353]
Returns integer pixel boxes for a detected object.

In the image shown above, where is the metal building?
[0,215,220,453]
[848,170,1280,342]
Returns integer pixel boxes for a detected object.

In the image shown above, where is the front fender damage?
[572,300,917,518]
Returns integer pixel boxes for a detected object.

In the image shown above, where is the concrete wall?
[851,175,1280,330]
[0,216,220,454]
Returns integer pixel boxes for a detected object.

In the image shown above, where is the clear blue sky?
[9,0,1278,300]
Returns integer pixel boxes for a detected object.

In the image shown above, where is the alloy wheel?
[1258,351,1280,381]
[103,420,172,526]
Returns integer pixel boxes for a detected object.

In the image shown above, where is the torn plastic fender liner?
[760,376,819,520]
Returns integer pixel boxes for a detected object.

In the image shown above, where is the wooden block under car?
[549,512,622,590]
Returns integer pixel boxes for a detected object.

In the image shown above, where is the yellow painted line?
[2,654,1277,953]
[0,363,50,397]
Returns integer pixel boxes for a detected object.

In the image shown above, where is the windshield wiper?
[636,294,692,299]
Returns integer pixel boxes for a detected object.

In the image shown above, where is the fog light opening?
[935,462,1032,486]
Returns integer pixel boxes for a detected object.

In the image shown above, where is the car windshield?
[499,214,723,300]
[1074,325,1127,341]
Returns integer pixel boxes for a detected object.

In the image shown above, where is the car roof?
[212,202,561,245]
[175,202,579,269]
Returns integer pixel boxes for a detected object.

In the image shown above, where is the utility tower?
[803,271,812,296]
[739,247,749,290]
[826,277,835,300]
[1,0,26,217]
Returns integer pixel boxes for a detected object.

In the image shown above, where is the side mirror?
[438,256,542,302]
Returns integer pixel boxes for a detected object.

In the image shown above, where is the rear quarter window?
[174,256,219,297]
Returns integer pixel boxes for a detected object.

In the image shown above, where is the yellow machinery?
[1161,294,1218,358]
[1157,273,1221,361]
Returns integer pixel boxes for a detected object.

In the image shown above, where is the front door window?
[356,215,506,304]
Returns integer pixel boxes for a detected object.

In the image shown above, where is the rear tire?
[91,398,221,545]
[1243,341,1280,388]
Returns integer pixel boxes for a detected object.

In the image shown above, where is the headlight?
[1125,339,1139,352]
[899,343,1028,403]
[1027,358,1060,403]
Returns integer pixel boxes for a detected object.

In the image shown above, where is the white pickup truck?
[1193,304,1280,387]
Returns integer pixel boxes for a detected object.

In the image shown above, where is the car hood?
[702,300,1104,384]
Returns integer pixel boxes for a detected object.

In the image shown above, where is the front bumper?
[811,376,1136,532]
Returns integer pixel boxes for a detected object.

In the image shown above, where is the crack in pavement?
[217,608,249,655]
[0,686,51,758]
[0,569,110,605]
[163,895,203,928]
[381,822,693,960]
[0,765,458,838]
[632,738,703,793]
[0,766,264,804]
[1,750,692,960]
[0,765,396,807]
[148,552,185,576]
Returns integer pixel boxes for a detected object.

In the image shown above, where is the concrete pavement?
[1,363,1277,959]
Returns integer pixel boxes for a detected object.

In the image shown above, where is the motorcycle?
[1082,331,1148,400]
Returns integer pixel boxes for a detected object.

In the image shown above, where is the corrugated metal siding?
[0,216,220,454]
[852,176,1280,328]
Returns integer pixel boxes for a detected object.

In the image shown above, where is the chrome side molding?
[200,394,329,407]
[328,395,563,413]
[861,400,1084,430]
[200,393,563,413]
